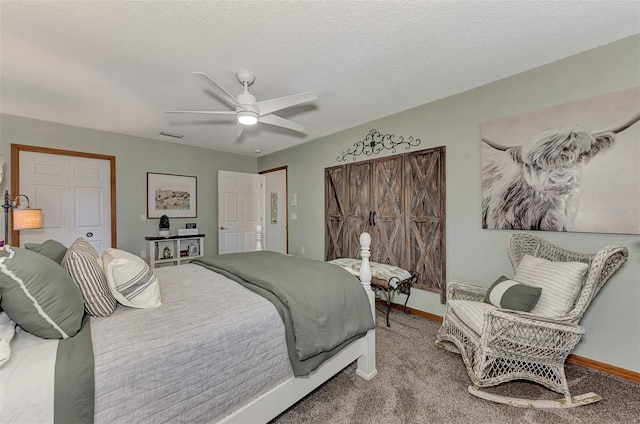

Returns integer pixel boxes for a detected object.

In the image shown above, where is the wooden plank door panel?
[372,156,404,265]
[346,162,372,258]
[406,148,446,299]
[325,165,347,260]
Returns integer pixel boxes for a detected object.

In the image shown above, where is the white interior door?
[218,170,264,254]
[19,151,112,252]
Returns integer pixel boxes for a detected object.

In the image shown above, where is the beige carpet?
[271,308,640,424]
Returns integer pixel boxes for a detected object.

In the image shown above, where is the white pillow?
[514,255,588,318]
[102,248,162,308]
[0,311,16,368]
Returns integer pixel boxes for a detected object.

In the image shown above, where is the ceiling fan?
[165,71,317,137]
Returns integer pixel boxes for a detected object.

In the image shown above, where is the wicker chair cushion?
[448,300,496,335]
[484,275,541,312]
[514,255,588,318]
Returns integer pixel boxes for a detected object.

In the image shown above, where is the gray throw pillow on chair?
[484,275,541,312]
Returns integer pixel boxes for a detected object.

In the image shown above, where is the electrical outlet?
[140,250,146,259]
[140,214,147,222]
[301,246,305,255]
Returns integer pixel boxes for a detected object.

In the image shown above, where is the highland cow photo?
[481,87,639,235]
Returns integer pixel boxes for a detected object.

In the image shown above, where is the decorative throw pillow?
[102,248,162,308]
[514,255,588,318]
[62,238,117,317]
[0,311,16,367]
[484,275,541,312]
[25,239,68,264]
[0,246,84,339]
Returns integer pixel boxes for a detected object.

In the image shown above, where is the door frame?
[259,166,288,254]
[10,144,117,247]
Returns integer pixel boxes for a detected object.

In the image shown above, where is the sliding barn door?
[325,166,347,260]
[346,161,372,259]
[371,156,404,266]
[324,146,446,302]
[406,148,446,299]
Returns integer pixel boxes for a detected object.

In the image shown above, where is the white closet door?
[218,170,264,254]
[19,151,111,252]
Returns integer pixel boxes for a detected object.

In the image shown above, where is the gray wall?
[0,115,257,256]
[259,35,640,372]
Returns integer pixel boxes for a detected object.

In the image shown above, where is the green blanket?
[55,314,94,424]
[192,251,374,376]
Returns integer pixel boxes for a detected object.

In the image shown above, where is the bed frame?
[219,228,377,423]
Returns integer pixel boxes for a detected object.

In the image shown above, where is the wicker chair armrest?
[485,308,585,335]
[447,280,488,302]
[481,308,585,363]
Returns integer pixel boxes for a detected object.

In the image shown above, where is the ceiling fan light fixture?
[237,111,258,126]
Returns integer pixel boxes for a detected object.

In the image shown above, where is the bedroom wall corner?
[258,34,640,373]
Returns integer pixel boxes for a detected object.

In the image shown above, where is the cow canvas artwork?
[481,87,639,235]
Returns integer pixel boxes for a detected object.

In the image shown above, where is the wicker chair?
[435,234,628,408]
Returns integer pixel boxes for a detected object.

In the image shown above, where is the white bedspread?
[92,263,293,423]
[0,327,59,423]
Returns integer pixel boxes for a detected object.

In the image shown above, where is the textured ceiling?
[1,1,639,157]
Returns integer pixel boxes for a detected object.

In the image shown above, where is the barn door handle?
[372,211,377,226]
[368,211,373,226]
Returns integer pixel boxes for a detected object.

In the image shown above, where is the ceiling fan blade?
[259,114,306,133]
[192,72,241,107]
[233,123,244,137]
[256,92,317,116]
[164,110,237,115]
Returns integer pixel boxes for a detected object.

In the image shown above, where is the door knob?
[219,226,227,230]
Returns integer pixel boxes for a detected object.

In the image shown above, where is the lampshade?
[237,111,258,125]
[13,208,43,230]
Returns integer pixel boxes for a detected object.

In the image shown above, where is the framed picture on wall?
[271,192,278,224]
[480,87,639,234]
[147,172,197,218]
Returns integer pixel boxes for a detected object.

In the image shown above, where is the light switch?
[140,214,147,222]
[290,194,297,206]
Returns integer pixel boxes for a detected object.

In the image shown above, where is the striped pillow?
[62,238,117,317]
[514,255,588,318]
[102,248,161,308]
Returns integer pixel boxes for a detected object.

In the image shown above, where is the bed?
[0,230,377,423]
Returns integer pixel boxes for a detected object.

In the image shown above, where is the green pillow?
[484,275,542,312]
[0,246,84,339]
[25,239,68,264]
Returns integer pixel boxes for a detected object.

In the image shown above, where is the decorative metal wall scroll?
[337,129,421,162]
